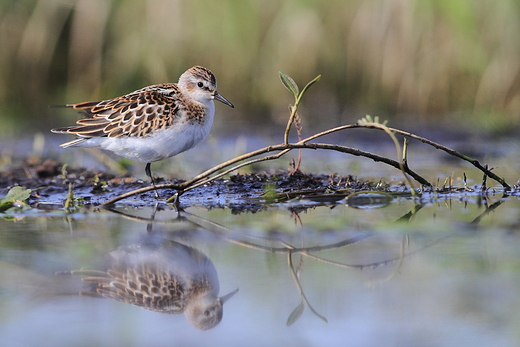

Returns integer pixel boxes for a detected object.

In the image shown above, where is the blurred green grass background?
[2,0,520,137]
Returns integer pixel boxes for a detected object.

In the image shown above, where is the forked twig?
[101,140,430,205]
[100,73,509,205]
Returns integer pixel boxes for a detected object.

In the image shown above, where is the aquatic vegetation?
[0,186,31,213]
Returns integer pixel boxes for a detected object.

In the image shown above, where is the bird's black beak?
[214,91,234,108]
[219,288,239,304]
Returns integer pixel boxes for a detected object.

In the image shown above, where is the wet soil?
[2,158,512,213]
[0,158,393,211]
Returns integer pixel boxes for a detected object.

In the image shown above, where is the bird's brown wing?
[90,263,186,314]
[51,83,181,139]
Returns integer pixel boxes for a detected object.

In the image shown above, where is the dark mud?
[2,158,512,213]
[0,158,402,211]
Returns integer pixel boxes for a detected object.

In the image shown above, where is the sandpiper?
[51,66,234,197]
[71,240,238,330]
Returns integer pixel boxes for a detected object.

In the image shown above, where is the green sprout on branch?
[279,72,321,145]
[358,115,418,196]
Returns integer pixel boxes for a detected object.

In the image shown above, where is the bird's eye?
[204,310,210,316]
[197,82,204,88]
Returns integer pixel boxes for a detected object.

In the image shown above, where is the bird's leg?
[172,191,182,212]
[145,162,160,199]
[146,202,159,233]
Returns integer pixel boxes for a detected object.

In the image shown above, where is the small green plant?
[0,187,31,212]
[64,183,84,211]
[358,115,418,195]
[60,163,68,179]
[279,72,321,173]
[279,72,321,144]
[92,175,109,192]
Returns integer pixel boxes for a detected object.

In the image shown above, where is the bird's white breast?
[75,101,215,163]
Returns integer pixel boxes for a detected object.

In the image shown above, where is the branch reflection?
[99,193,506,327]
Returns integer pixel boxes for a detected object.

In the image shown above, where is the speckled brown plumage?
[50,66,234,197]
[71,240,238,330]
[81,262,188,313]
[53,83,189,139]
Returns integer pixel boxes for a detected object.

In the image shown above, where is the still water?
[1,133,520,346]
[1,192,519,347]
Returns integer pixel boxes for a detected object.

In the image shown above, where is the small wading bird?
[51,66,234,197]
[65,240,238,330]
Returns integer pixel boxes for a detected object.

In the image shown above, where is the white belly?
[75,114,214,163]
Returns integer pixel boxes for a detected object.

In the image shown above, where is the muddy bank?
[0,159,396,210]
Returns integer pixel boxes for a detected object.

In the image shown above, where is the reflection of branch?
[172,204,491,278]
[101,204,185,226]
[469,197,505,225]
[101,206,156,223]
[225,233,373,254]
[103,196,506,275]
[367,235,408,286]
[97,198,510,327]
[396,203,425,222]
[185,198,508,275]
[286,252,327,326]
[300,233,452,271]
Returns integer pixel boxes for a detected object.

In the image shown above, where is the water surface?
[1,191,519,347]
[1,134,520,346]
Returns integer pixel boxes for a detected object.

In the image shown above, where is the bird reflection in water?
[73,240,238,330]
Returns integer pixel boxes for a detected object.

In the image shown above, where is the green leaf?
[0,187,31,212]
[64,183,75,210]
[279,72,299,97]
[296,75,321,103]
[2,187,31,202]
[286,299,305,326]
